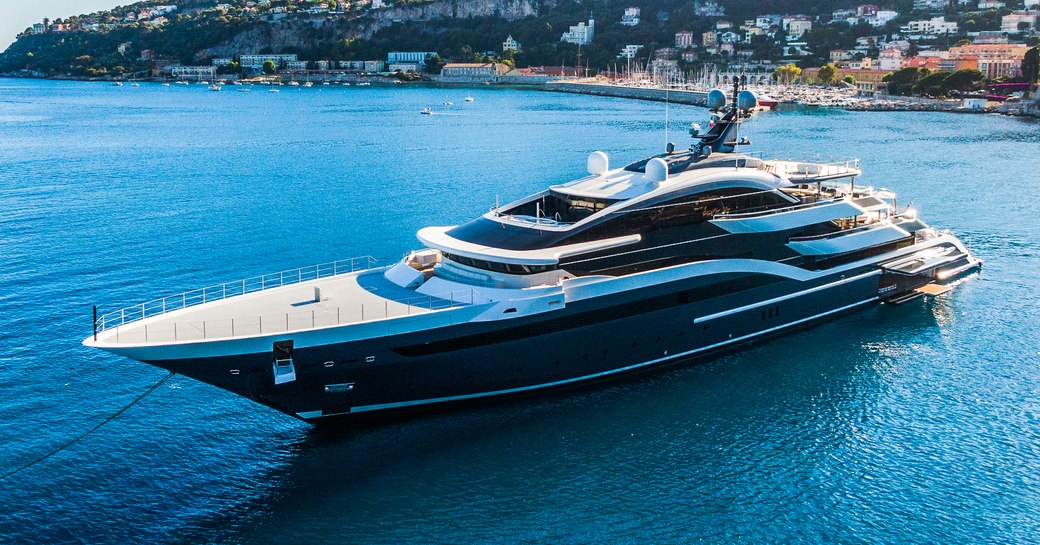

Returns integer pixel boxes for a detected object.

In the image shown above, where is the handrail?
[787,219,898,242]
[95,256,378,333]
[98,288,479,344]
[713,196,852,220]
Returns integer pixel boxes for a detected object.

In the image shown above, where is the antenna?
[664,85,669,149]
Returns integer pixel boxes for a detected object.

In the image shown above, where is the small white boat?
[209,84,222,92]
[131,83,141,87]
[420,107,433,115]
[162,83,171,87]
[444,101,454,106]
[200,81,209,85]
[358,82,370,86]
[113,82,123,87]
[175,81,189,86]
[237,87,251,93]
[465,96,475,102]
[288,81,300,87]
[269,88,280,93]
[303,81,313,88]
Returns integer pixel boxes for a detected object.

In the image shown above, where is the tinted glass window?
[502,192,617,224]
[442,253,555,275]
[553,187,789,246]
[447,218,570,250]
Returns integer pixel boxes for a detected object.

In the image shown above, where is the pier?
[544,81,710,106]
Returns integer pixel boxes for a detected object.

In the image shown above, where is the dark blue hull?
[146,266,884,423]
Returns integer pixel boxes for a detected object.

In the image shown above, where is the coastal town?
[4,0,1040,114]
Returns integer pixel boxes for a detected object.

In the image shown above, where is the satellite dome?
[587,151,609,175]
[706,89,726,110]
[645,158,669,183]
[737,90,758,111]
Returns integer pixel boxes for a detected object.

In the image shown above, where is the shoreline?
[3,74,1037,118]
[543,80,1040,118]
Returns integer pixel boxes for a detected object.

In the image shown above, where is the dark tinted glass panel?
[553,187,788,246]
[502,192,617,224]
[446,218,570,250]
[442,253,556,275]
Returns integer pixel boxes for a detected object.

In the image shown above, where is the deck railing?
[101,288,479,344]
[95,256,377,334]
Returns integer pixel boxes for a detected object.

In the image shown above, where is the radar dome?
[587,151,609,175]
[706,89,727,110]
[645,158,669,183]
[737,90,758,111]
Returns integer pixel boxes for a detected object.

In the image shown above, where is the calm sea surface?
[1,78,1039,544]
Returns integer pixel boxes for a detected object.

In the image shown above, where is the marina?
[0,78,1038,544]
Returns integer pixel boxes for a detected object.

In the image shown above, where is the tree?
[843,75,855,85]
[818,63,838,85]
[913,72,951,96]
[772,63,801,84]
[423,53,445,74]
[942,69,985,93]
[262,59,276,74]
[1023,47,1040,94]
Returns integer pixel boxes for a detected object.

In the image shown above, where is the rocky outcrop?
[197,0,555,60]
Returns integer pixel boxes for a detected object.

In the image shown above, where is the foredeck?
[91,267,475,345]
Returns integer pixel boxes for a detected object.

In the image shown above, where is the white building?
[869,10,898,27]
[387,51,437,65]
[1001,12,1037,33]
[314,60,329,70]
[31,23,45,34]
[284,60,308,70]
[912,0,948,10]
[902,17,958,35]
[502,35,521,52]
[441,63,509,78]
[785,17,812,39]
[618,44,643,59]
[364,60,385,72]
[978,0,1006,8]
[171,66,217,79]
[211,58,234,66]
[621,7,640,26]
[389,61,421,72]
[240,54,298,70]
[561,18,595,45]
[878,49,903,71]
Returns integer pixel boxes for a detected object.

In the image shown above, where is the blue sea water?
[0,78,1039,544]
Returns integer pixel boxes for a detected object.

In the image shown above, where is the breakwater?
[544,81,709,106]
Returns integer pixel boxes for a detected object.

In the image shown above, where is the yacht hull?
[142,266,885,423]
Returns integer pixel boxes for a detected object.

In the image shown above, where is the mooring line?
[0,372,175,481]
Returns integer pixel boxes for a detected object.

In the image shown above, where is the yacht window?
[502,191,618,224]
[553,187,790,246]
[442,253,555,275]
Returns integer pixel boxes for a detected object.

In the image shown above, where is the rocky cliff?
[197,0,554,61]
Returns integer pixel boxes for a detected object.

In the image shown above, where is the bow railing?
[94,256,378,334]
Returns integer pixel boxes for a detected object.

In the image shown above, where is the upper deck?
[87,258,475,346]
